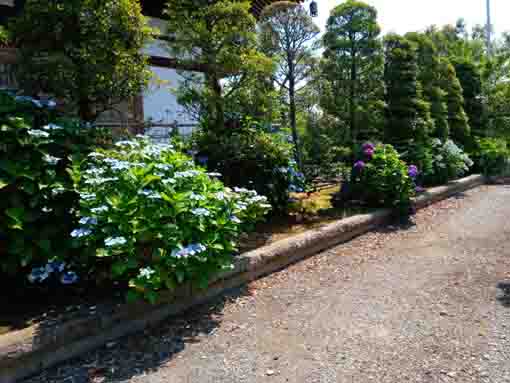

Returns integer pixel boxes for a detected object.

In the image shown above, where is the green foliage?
[406,32,449,141]
[0,92,107,275]
[338,144,415,212]
[384,34,434,148]
[71,137,271,302]
[11,0,153,121]
[164,0,273,133]
[193,119,299,212]
[439,60,471,147]
[452,59,485,143]
[471,138,510,176]
[0,26,9,45]
[322,0,383,143]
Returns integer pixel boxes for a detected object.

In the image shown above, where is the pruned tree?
[165,0,273,133]
[383,34,434,148]
[259,1,320,167]
[12,0,153,121]
[322,0,384,143]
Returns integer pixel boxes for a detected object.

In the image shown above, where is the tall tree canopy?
[12,0,153,121]
[322,0,383,143]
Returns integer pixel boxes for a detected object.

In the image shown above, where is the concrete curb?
[0,174,486,383]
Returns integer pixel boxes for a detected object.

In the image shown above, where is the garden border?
[0,174,485,383]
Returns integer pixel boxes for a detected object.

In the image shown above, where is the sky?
[313,0,510,37]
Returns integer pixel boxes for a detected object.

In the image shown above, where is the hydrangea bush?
[70,137,271,302]
[335,143,415,213]
[428,138,473,184]
[0,91,106,275]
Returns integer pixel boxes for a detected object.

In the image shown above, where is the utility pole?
[486,0,492,55]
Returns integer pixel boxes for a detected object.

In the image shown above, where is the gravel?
[23,185,510,383]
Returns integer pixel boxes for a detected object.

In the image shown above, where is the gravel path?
[25,185,510,383]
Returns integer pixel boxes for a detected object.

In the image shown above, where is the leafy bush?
[471,138,510,176]
[70,137,271,302]
[0,91,107,275]
[334,143,415,212]
[0,26,9,46]
[426,138,473,184]
[193,120,301,212]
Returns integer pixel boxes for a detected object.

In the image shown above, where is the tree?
[439,59,471,146]
[164,0,272,133]
[12,0,153,121]
[322,0,384,143]
[452,59,485,140]
[383,34,434,148]
[259,1,320,167]
[406,32,449,140]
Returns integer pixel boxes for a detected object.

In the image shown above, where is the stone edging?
[0,174,486,383]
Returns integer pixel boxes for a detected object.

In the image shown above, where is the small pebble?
[266,369,275,376]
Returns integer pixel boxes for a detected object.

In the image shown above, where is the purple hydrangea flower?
[362,142,375,151]
[353,160,366,170]
[364,147,375,158]
[408,165,419,179]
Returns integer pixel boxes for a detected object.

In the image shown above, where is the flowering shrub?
[471,138,510,177]
[0,91,107,276]
[335,143,415,212]
[193,121,298,212]
[70,137,271,302]
[427,138,473,184]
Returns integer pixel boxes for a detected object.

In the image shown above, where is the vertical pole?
[486,0,492,55]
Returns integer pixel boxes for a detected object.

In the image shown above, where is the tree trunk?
[288,62,303,170]
[207,72,224,134]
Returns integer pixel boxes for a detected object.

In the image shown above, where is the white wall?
[143,18,198,132]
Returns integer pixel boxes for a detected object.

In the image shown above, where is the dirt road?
[26,185,510,383]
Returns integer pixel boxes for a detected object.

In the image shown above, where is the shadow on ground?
[25,286,251,383]
[497,281,510,308]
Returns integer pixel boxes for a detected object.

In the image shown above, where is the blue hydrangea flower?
[42,123,63,131]
[28,267,50,283]
[80,192,96,201]
[71,228,92,238]
[91,205,109,214]
[43,154,62,165]
[105,236,127,247]
[45,260,66,273]
[191,208,211,217]
[60,271,79,285]
[189,193,206,201]
[79,217,98,226]
[28,129,50,138]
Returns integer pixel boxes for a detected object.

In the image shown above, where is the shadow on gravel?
[28,286,251,383]
[496,281,510,308]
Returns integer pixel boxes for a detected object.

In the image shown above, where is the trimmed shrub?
[0,92,107,275]
[334,143,415,212]
[193,120,301,212]
[471,138,510,176]
[70,137,271,302]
